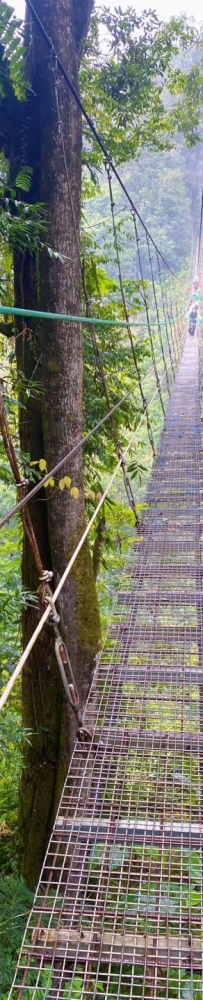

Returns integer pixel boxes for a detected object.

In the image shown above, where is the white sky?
[11,0,203,26]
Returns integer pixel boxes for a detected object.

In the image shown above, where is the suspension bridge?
[3,290,202,1000]
[0,3,203,998]
[0,249,201,997]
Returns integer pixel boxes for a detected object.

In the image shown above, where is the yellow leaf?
[59,479,65,491]
[64,476,71,488]
[70,486,79,500]
[30,460,39,466]
[39,458,47,472]
[44,477,55,489]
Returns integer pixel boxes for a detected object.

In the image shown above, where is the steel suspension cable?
[52,59,138,522]
[169,268,185,360]
[146,235,171,396]
[131,212,165,417]
[163,273,179,362]
[155,254,176,375]
[105,161,156,458]
[197,187,203,275]
[25,0,177,276]
[0,361,156,532]
[171,273,185,359]
[0,367,168,714]
[83,268,139,523]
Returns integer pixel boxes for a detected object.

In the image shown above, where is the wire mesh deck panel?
[10,331,203,998]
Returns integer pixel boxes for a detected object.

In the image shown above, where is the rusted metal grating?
[9,332,203,998]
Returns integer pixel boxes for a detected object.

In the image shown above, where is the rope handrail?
[0,368,168,713]
[0,304,185,327]
[0,345,176,531]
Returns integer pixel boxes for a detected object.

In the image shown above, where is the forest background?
[0,1,203,995]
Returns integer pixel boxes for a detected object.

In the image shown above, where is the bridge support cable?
[105,160,156,459]
[146,235,171,396]
[0,368,169,715]
[163,272,181,362]
[164,266,186,359]
[51,25,182,513]
[25,0,178,279]
[196,187,203,276]
[132,213,167,416]
[164,272,180,365]
[52,58,138,522]
[156,254,176,377]
[171,272,186,359]
[0,318,169,535]
[9,322,203,999]
[50,87,174,516]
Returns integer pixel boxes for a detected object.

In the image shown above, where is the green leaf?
[15,167,33,193]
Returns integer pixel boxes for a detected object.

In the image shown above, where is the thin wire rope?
[156,255,176,376]
[197,187,203,274]
[0,368,167,713]
[25,0,177,276]
[163,275,179,362]
[83,205,127,229]
[53,59,138,521]
[168,271,184,361]
[105,160,156,458]
[146,235,171,396]
[132,213,166,417]
[171,273,185,359]
[0,357,162,531]
[86,347,166,387]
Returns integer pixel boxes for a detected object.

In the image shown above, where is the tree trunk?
[11,0,100,889]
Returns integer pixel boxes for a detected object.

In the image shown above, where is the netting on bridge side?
[9,324,203,998]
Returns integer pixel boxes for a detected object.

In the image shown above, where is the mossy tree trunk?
[9,0,100,889]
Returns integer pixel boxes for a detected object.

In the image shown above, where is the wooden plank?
[98,665,203,682]
[117,591,201,606]
[31,929,203,968]
[54,817,203,847]
[109,626,198,640]
[91,728,203,750]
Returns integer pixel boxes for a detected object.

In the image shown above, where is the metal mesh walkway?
[11,331,203,998]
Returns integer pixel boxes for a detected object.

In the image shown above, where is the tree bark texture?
[9,0,100,888]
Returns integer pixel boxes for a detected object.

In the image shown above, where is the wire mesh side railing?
[9,315,203,998]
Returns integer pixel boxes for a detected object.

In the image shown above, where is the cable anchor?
[39,570,54,583]
[45,594,92,739]
[55,635,82,719]
[45,593,60,624]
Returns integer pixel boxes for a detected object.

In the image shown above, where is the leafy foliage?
[81,8,203,168]
[0,3,200,997]
[0,2,27,100]
[0,876,33,993]
[83,138,200,276]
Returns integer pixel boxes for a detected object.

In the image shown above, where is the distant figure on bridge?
[193,275,199,293]
[188,303,199,336]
